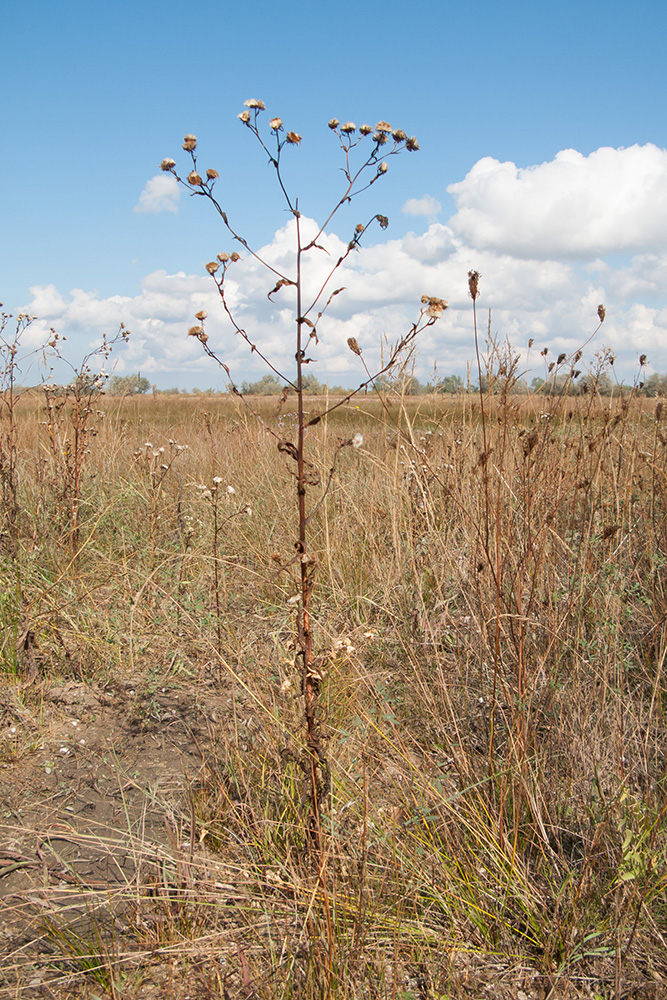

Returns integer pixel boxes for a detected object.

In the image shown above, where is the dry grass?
[1,388,666,999]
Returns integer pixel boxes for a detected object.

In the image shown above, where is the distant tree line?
[102,370,667,398]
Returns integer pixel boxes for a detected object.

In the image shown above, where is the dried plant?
[164,103,447,869]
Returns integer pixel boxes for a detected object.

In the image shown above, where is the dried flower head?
[375,121,392,132]
[392,129,407,142]
[269,117,283,130]
[206,168,219,180]
[230,251,241,262]
[188,326,204,337]
[373,132,388,144]
[205,261,220,275]
[467,270,481,300]
[355,223,365,234]
[328,118,340,129]
[188,171,203,186]
[217,251,230,262]
[160,158,176,171]
[182,134,197,151]
[244,98,266,110]
[405,136,420,151]
[340,122,356,133]
[347,337,362,355]
[352,433,363,449]
[528,338,534,348]
[557,352,567,364]
[376,214,389,229]
[195,310,207,321]
[359,124,372,135]
[378,161,389,174]
[238,110,251,123]
[598,304,606,323]
[424,296,449,318]
[285,131,302,144]
[639,354,647,366]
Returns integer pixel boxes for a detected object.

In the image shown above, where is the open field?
[1,389,666,999]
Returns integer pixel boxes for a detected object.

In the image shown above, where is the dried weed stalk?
[164,105,447,862]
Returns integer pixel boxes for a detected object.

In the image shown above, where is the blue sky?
[3,0,667,388]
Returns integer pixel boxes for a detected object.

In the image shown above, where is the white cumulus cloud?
[448,144,667,258]
[402,195,442,219]
[134,174,181,214]
[19,143,667,385]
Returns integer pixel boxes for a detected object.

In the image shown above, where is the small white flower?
[352,433,363,448]
[226,485,235,494]
[212,476,223,484]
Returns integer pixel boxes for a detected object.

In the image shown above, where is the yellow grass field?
[1,388,666,999]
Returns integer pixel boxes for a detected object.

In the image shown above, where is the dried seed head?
[405,136,420,151]
[340,122,356,133]
[541,347,549,356]
[467,270,481,300]
[195,310,207,321]
[182,134,197,151]
[375,121,392,132]
[160,158,176,171]
[206,168,219,180]
[557,352,567,364]
[269,117,283,130]
[188,171,202,186]
[188,326,204,337]
[373,132,388,144]
[238,110,251,123]
[597,304,606,323]
[230,251,241,262]
[205,261,220,275]
[376,214,389,229]
[217,251,230,262]
[378,161,389,174]
[528,338,534,348]
[355,223,365,234]
[639,354,647,366]
[352,433,363,448]
[244,98,266,109]
[425,296,448,318]
[359,124,372,135]
[328,118,340,129]
[347,337,362,355]
[271,551,282,562]
[285,131,302,144]
[392,129,407,141]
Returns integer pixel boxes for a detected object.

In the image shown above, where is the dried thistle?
[347,337,362,355]
[182,134,197,151]
[160,158,176,171]
[598,304,606,323]
[285,131,302,145]
[468,270,481,300]
[188,171,203,186]
[244,98,266,110]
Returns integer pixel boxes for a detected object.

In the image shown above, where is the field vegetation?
[0,376,666,999]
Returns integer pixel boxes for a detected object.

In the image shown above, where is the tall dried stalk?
[164,105,447,868]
